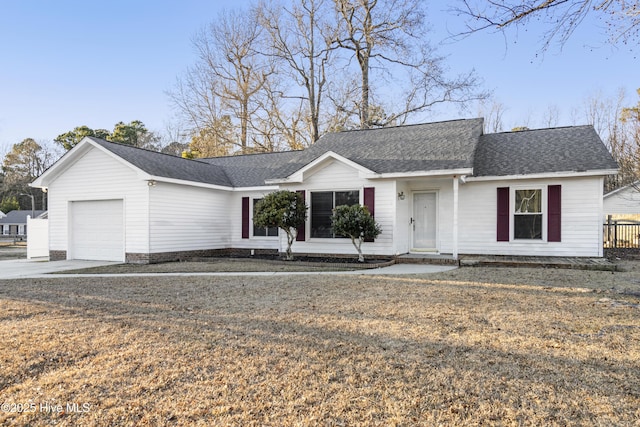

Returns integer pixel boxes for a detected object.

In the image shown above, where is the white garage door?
[70,200,124,261]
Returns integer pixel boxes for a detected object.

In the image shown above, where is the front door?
[412,192,437,250]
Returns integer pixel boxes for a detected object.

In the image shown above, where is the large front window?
[514,189,542,239]
[311,190,359,238]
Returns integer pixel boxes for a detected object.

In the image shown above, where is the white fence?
[27,217,49,259]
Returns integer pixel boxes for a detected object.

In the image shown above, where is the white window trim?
[511,185,547,242]
[308,188,362,241]
[250,197,279,239]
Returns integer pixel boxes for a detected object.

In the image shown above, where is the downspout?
[452,176,459,260]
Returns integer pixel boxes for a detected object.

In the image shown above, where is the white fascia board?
[365,168,474,180]
[465,169,619,182]
[265,151,374,184]
[147,176,234,191]
[231,185,279,192]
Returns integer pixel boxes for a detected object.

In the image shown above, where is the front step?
[395,254,459,266]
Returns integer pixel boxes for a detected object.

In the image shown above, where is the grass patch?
[55,258,358,274]
[1,266,639,425]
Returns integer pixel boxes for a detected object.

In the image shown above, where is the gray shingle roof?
[82,120,616,188]
[473,125,618,177]
[89,137,233,187]
[291,118,484,174]
[198,119,484,185]
[201,150,303,187]
[0,210,47,224]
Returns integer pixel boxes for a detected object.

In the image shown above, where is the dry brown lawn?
[1,264,639,426]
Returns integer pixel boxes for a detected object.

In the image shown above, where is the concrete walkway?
[0,258,456,280]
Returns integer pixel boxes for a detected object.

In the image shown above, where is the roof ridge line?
[325,117,484,136]
[485,124,593,136]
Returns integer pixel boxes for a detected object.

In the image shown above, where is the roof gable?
[266,151,375,184]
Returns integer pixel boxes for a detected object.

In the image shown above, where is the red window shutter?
[497,187,509,242]
[363,187,375,242]
[548,185,561,242]
[241,197,250,239]
[296,190,306,241]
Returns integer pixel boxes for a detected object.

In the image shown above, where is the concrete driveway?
[0,258,121,279]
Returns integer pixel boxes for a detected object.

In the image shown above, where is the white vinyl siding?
[458,176,603,257]
[148,182,231,253]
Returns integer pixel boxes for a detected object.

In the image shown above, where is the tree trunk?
[350,236,365,262]
[285,229,297,260]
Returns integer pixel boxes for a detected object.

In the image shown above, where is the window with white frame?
[253,199,278,237]
[310,190,359,238]
[514,189,542,239]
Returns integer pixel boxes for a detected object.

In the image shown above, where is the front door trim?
[411,191,438,252]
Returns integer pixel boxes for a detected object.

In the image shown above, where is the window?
[253,199,278,237]
[514,189,542,239]
[311,190,359,238]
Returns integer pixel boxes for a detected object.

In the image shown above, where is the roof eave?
[368,168,474,180]
[466,169,619,182]
[147,176,234,191]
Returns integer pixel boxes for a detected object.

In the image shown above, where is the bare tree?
[168,62,234,156]
[258,0,335,143]
[251,77,310,151]
[332,0,487,129]
[170,8,274,154]
[579,88,639,191]
[542,104,561,128]
[198,9,274,152]
[187,116,235,158]
[453,0,639,51]
[477,98,507,133]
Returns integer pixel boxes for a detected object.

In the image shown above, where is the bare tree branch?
[451,0,639,51]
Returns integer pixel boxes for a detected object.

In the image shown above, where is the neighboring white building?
[604,182,640,219]
[0,210,47,237]
[31,118,618,263]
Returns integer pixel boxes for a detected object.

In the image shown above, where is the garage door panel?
[71,200,124,261]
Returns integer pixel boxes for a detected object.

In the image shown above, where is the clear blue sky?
[0,0,636,152]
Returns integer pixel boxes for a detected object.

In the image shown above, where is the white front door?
[412,192,437,250]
